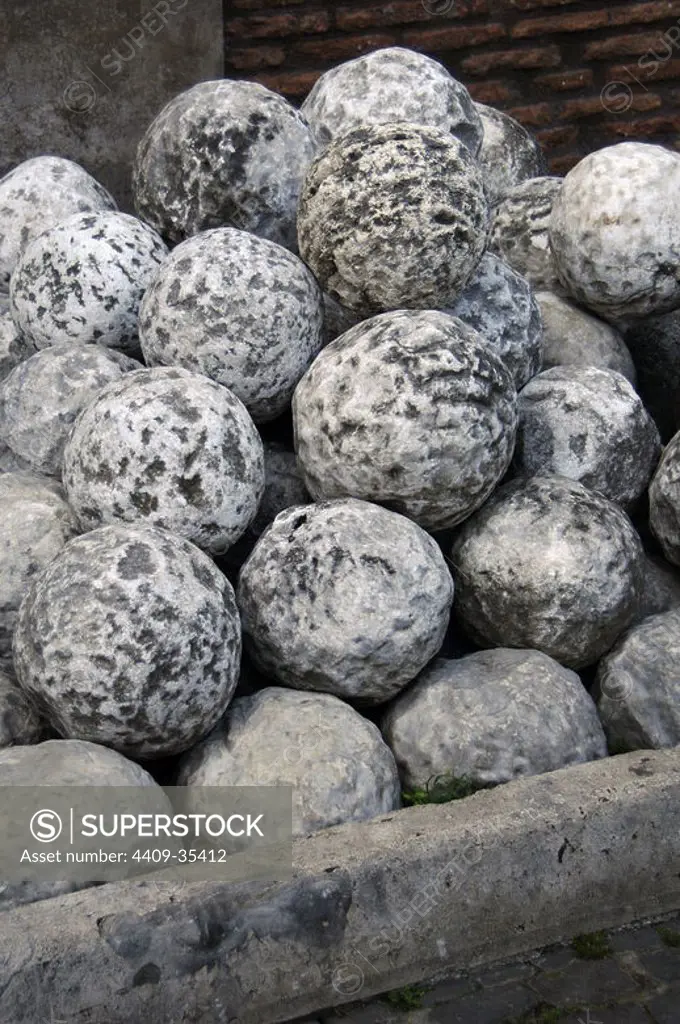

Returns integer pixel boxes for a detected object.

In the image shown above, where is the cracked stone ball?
[474,102,547,207]
[625,309,680,442]
[0,668,44,747]
[177,687,401,837]
[382,649,607,791]
[133,80,316,252]
[293,310,517,531]
[237,498,453,704]
[0,308,35,383]
[452,475,644,669]
[61,366,265,555]
[488,176,564,293]
[139,227,324,423]
[12,523,242,759]
[649,432,680,568]
[549,143,680,323]
[297,121,489,316]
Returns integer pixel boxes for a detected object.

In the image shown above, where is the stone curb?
[1,749,679,1023]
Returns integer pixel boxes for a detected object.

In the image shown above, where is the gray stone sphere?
[297,121,489,316]
[0,156,116,292]
[452,475,644,669]
[488,176,564,292]
[549,143,680,323]
[237,499,453,704]
[139,227,324,423]
[0,344,142,477]
[474,103,547,207]
[636,554,680,624]
[61,367,265,555]
[177,687,401,837]
[293,310,517,531]
[382,649,607,791]
[9,211,167,354]
[649,432,680,568]
[13,524,242,759]
[625,309,680,442]
[444,253,542,389]
[250,442,310,538]
[514,366,661,509]
[301,47,483,155]
[0,309,35,383]
[0,669,44,747]
[133,80,316,251]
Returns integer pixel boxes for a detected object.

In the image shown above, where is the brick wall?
[225,0,680,174]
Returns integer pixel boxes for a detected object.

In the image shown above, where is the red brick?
[549,153,581,174]
[226,11,331,41]
[563,91,661,119]
[291,34,397,63]
[252,70,322,98]
[496,0,579,8]
[513,3,680,39]
[462,46,562,76]
[604,113,680,137]
[535,125,579,148]
[505,102,554,126]
[466,80,520,105]
[607,59,680,84]
[534,68,593,91]
[335,0,490,32]
[402,23,506,51]
[583,32,679,61]
[231,0,307,8]
[608,1,680,27]
[228,47,286,72]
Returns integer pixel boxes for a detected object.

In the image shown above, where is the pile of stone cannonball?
[1,46,680,905]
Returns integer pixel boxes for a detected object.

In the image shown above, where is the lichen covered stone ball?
[649,432,680,568]
[474,103,547,207]
[489,177,564,292]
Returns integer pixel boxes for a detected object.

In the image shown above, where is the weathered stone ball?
[177,687,401,837]
[9,211,167,354]
[237,499,453,704]
[0,309,35,383]
[488,176,564,292]
[293,310,517,531]
[514,366,661,509]
[133,80,316,251]
[382,649,606,791]
[444,252,542,389]
[297,121,489,316]
[62,367,265,555]
[0,156,116,292]
[139,227,324,422]
[13,524,242,758]
[301,47,483,154]
[0,344,142,477]
[649,432,680,567]
[549,143,680,323]
[452,476,644,669]
[625,309,680,442]
[474,102,547,207]
[0,669,44,747]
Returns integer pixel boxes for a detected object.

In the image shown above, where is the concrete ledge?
[1,749,679,1023]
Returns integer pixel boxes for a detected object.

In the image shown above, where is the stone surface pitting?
[475,102,547,208]
[488,176,564,293]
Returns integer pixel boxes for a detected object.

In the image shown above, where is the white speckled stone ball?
[297,121,489,316]
[301,47,483,154]
[0,668,44,747]
[549,143,680,323]
[237,498,453,704]
[13,523,242,758]
[0,156,116,292]
[649,432,680,568]
[293,310,517,531]
[9,211,167,354]
[0,308,34,383]
[139,227,324,422]
[452,475,644,669]
[133,80,317,251]
[489,176,564,292]
[177,687,401,837]
[61,367,265,555]
[474,103,547,207]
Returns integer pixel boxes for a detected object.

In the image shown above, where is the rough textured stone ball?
[549,143,680,323]
[474,103,547,207]
[452,475,644,669]
[0,156,116,292]
[444,253,542,389]
[625,309,680,442]
[0,309,35,383]
[237,499,453,704]
[0,668,44,747]
[293,310,517,531]
[514,366,661,509]
[9,211,167,354]
[177,687,401,837]
[61,367,265,555]
[13,524,242,759]
[300,47,483,155]
[488,177,564,292]
[133,80,316,252]
[649,433,680,568]
[139,227,324,423]
[0,344,142,477]
[297,121,489,316]
[382,649,606,791]
[637,554,680,623]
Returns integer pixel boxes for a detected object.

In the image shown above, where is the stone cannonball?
[488,176,564,293]
[649,431,680,568]
[474,102,547,207]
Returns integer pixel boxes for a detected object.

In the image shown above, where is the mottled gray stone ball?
[293,310,517,531]
[297,121,489,316]
[177,687,401,837]
[452,475,644,669]
[474,103,547,207]
[0,344,142,477]
[0,473,79,673]
[139,227,323,422]
[636,554,680,623]
[444,253,542,389]
[13,523,242,759]
[0,669,44,747]
[0,156,116,292]
[0,309,35,383]
[61,367,265,555]
[301,47,483,155]
[382,649,606,791]
[514,366,661,509]
[625,309,680,442]
[649,433,680,568]
[250,442,310,538]
[133,80,316,251]
[535,290,636,387]
[488,177,564,292]
[549,143,680,323]
[237,498,453,704]
[9,211,167,354]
